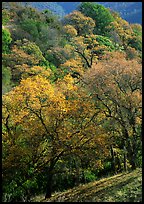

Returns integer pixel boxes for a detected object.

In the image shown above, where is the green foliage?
[126,24,142,52]
[2,66,12,86]
[131,24,142,37]
[2,65,13,94]
[96,35,115,51]
[20,19,39,40]
[2,177,39,202]
[78,2,114,35]
[84,169,96,183]
[23,178,38,193]
[127,36,142,52]
[103,161,112,173]
[19,39,46,63]
[9,5,63,52]
[135,154,142,168]
[3,179,24,202]
[2,28,12,53]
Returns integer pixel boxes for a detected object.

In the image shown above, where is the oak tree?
[84,52,142,170]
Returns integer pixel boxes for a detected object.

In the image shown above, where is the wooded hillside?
[2,2,142,202]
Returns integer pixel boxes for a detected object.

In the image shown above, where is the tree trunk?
[115,154,122,173]
[129,154,137,170]
[123,141,127,172]
[126,139,137,170]
[45,173,53,199]
[44,151,65,199]
[110,145,116,174]
[122,128,137,170]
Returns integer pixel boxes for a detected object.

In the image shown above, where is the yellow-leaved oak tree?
[84,51,142,172]
[62,11,108,70]
[2,73,107,200]
[60,34,110,82]
[63,11,95,36]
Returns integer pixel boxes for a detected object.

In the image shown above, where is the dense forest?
[2,2,142,202]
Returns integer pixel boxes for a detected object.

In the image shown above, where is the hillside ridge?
[32,168,142,202]
[24,2,142,24]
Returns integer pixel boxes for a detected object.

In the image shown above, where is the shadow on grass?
[42,169,142,202]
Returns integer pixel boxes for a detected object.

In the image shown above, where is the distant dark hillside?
[22,2,65,17]
[56,2,80,14]
[97,2,142,24]
[23,2,142,24]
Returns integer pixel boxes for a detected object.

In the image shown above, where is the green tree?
[2,28,12,53]
[78,2,114,36]
[96,35,115,51]
[20,19,39,40]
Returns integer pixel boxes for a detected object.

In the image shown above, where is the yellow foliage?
[63,25,77,37]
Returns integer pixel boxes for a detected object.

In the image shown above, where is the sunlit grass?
[31,168,142,202]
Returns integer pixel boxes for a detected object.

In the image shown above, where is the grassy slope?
[32,168,142,202]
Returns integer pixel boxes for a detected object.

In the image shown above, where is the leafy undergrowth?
[31,168,142,202]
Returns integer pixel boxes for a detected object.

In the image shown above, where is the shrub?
[2,28,12,53]
[84,169,97,183]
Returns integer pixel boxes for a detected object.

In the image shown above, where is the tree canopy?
[78,2,115,35]
[2,2,142,202]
